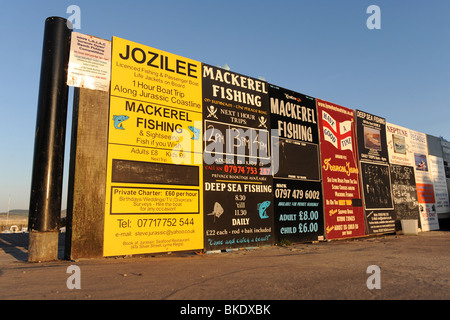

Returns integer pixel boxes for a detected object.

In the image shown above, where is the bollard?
[28,17,72,262]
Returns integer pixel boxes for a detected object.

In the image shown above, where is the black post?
[28,17,72,262]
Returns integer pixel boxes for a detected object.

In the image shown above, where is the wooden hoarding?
[385,122,420,229]
[202,64,274,251]
[317,99,366,240]
[410,129,439,230]
[104,37,204,256]
[270,85,324,243]
[355,110,396,234]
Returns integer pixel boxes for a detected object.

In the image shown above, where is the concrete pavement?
[0,231,449,304]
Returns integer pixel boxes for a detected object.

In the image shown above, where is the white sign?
[410,129,439,231]
[67,32,111,91]
[429,155,450,214]
[386,122,415,167]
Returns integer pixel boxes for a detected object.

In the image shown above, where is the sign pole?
[28,17,72,262]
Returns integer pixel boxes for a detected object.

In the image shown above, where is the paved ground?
[0,231,449,305]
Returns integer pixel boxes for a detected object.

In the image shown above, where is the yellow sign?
[104,37,203,256]
[110,187,199,215]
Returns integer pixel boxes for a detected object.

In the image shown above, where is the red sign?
[317,99,366,239]
[416,183,436,204]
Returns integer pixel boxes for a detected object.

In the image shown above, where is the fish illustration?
[207,202,224,222]
[188,126,200,140]
[113,115,129,130]
[257,201,271,219]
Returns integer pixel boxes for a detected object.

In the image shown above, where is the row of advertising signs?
[72,35,449,256]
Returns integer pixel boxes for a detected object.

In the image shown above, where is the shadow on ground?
[0,233,65,261]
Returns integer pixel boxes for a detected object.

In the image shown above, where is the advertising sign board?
[67,32,111,91]
[317,99,365,240]
[270,85,324,243]
[410,129,439,231]
[202,64,274,250]
[104,37,204,256]
[355,110,396,234]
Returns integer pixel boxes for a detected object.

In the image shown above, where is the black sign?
[360,162,393,209]
[111,159,199,186]
[390,164,420,229]
[270,85,324,243]
[273,180,323,243]
[355,109,395,234]
[202,64,274,251]
[355,109,389,164]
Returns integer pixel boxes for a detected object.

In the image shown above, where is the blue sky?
[0,0,449,211]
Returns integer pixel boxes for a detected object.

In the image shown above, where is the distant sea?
[0,209,66,217]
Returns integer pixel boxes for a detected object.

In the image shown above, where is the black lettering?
[125,100,135,112]
[119,44,130,60]
[188,63,197,78]
[147,51,159,68]
[176,59,186,75]
[154,106,162,117]
[132,47,146,64]
[165,56,174,72]
[136,103,145,113]
[121,45,197,78]
[136,117,145,127]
